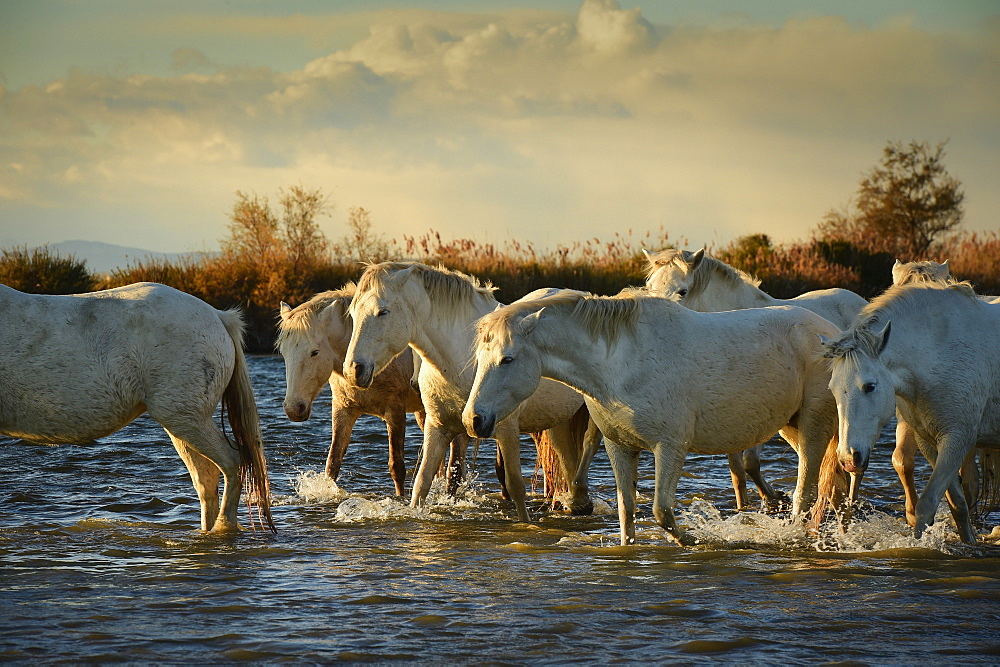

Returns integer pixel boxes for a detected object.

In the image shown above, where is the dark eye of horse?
[862,382,876,394]
[500,356,514,365]
[677,289,688,298]
[310,350,320,357]
[377,308,389,317]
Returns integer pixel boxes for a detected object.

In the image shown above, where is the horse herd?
[2,252,998,547]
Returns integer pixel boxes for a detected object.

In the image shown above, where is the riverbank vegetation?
[3,141,996,352]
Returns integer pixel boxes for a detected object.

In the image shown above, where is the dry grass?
[3,227,997,351]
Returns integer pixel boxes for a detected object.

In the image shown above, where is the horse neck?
[693,272,774,311]
[533,313,621,404]
[409,290,498,381]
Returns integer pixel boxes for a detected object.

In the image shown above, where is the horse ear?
[688,248,706,271]
[892,259,902,269]
[519,308,544,335]
[389,265,417,288]
[876,321,891,355]
[942,259,949,268]
[641,248,653,262]
[279,302,292,321]
[818,334,837,358]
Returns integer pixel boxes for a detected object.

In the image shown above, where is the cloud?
[1,0,997,252]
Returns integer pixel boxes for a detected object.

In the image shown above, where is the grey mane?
[356,261,496,316]
[645,248,760,296]
[275,283,356,349]
[479,288,650,345]
[824,281,977,360]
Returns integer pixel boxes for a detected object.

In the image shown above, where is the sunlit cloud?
[0,0,996,252]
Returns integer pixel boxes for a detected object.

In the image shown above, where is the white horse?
[278,286,426,496]
[888,260,1000,525]
[0,282,273,532]
[822,282,1000,543]
[464,289,841,546]
[343,262,601,520]
[644,247,867,509]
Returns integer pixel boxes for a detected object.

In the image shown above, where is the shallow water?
[2,355,999,663]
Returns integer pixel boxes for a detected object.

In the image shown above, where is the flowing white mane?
[275,283,355,350]
[645,248,761,295]
[824,281,978,360]
[478,288,650,345]
[892,260,953,286]
[356,261,496,317]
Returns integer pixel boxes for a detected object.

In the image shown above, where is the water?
[2,355,999,663]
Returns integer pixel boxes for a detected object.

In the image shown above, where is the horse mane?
[892,260,953,286]
[478,288,648,345]
[356,261,496,316]
[645,248,761,295]
[824,281,978,360]
[275,283,356,350]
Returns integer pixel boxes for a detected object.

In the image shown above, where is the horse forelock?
[357,261,496,317]
[478,288,646,347]
[892,260,953,286]
[275,284,356,350]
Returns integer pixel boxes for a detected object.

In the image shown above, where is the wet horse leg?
[727,451,752,511]
[893,418,920,526]
[605,440,639,546]
[495,421,529,522]
[913,433,977,543]
[326,405,361,481]
[384,405,408,497]
[164,417,242,532]
[652,441,693,546]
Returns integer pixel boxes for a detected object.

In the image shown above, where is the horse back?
[0,283,236,442]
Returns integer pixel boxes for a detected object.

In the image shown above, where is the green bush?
[0,246,95,294]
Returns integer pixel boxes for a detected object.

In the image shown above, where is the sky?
[1,0,998,256]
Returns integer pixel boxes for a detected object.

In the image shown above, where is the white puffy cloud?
[0,0,997,252]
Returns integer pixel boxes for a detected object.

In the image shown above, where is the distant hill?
[41,240,207,275]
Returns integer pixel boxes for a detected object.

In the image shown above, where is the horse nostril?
[472,414,484,433]
[853,451,864,467]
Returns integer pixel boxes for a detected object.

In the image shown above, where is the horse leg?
[744,444,787,508]
[385,406,408,497]
[325,406,361,481]
[727,451,751,511]
[544,422,594,515]
[410,424,455,508]
[164,418,242,532]
[168,433,221,531]
[572,418,602,511]
[446,434,469,496]
[496,421,529,522]
[913,432,977,543]
[495,448,509,500]
[959,449,980,515]
[605,439,639,546]
[652,442,692,546]
[893,418,920,526]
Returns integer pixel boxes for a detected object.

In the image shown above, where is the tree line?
[3,140,997,353]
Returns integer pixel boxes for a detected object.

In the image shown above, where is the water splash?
[680,498,967,554]
[286,470,350,505]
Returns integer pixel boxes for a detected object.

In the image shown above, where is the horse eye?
[677,289,688,298]
[377,308,390,317]
[862,382,876,394]
[310,350,320,357]
[499,356,514,365]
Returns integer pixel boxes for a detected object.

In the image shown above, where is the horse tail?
[219,309,277,533]
[975,448,1000,521]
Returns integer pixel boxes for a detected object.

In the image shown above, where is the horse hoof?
[570,501,595,516]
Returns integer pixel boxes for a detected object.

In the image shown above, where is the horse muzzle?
[349,361,375,388]
[469,412,497,439]
[284,401,311,422]
[839,447,869,474]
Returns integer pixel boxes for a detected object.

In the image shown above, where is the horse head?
[821,322,895,475]
[345,264,422,388]
[464,306,546,439]
[643,247,705,301]
[277,298,350,421]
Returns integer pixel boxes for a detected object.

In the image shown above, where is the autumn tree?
[819,140,965,257]
[334,206,394,262]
